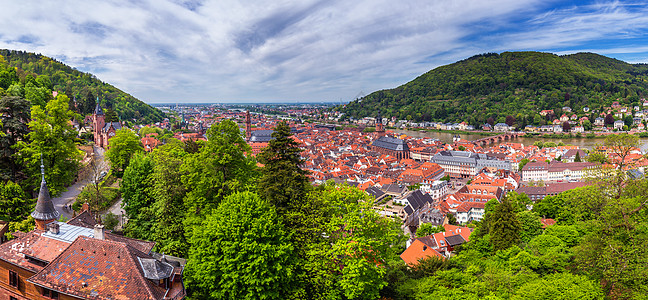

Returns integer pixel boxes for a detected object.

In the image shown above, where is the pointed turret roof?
[31,157,60,221]
[94,103,104,115]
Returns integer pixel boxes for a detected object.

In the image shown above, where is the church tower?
[245,110,252,141]
[93,102,105,147]
[31,156,60,230]
[376,113,385,135]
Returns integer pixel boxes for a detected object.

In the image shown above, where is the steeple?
[245,110,252,141]
[32,155,60,230]
[376,113,385,135]
[94,102,104,115]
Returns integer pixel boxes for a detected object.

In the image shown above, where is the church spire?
[32,154,60,230]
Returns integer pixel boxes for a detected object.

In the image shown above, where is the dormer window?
[41,288,59,299]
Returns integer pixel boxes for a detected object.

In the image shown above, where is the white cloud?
[0,0,646,103]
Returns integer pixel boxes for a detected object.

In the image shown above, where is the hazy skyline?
[1,0,648,103]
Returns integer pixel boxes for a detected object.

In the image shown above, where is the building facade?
[92,104,122,148]
[431,151,511,178]
[371,136,410,160]
[521,161,599,182]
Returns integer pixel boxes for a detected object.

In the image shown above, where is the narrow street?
[51,145,109,219]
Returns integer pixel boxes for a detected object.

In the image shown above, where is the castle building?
[0,166,186,299]
[92,104,122,148]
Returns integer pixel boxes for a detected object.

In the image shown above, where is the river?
[393,129,648,152]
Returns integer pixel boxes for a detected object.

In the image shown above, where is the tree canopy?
[105,128,144,177]
[17,94,81,196]
[185,191,295,300]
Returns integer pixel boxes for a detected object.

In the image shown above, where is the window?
[42,288,59,299]
[10,297,17,300]
[8,270,18,288]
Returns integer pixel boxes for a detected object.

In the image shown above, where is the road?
[51,145,109,219]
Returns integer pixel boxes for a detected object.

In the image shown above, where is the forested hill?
[339,51,648,126]
[0,49,164,123]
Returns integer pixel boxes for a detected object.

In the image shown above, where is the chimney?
[94,224,105,240]
[82,202,89,212]
[48,223,60,234]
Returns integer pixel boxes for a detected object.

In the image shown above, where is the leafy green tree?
[586,151,607,164]
[518,158,530,171]
[24,81,50,108]
[543,141,556,148]
[181,119,256,238]
[185,191,295,300]
[513,273,604,300]
[150,140,188,257]
[302,183,402,299]
[121,152,156,241]
[139,126,163,137]
[17,94,81,196]
[105,128,144,177]
[574,178,648,298]
[417,223,445,237]
[489,197,521,251]
[604,133,638,170]
[532,185,605,225]
[0,96,30,181]
[574,151,581,162]
[0,180,34,222]
[544,225,583,247]
[446,213,458,225]
[6,83,23,97]
[257,121,309,213]
[517,211,543,244]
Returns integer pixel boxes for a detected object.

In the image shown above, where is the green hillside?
[0,49,164,123]
[339,51,648,127]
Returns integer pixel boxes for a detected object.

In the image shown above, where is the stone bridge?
[471,132,523,147]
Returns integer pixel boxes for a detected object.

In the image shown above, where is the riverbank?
[387,127,494,136]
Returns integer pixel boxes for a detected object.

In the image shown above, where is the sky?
[1,0,648,103]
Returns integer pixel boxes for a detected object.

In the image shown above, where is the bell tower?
[376,113,385,135]
[93,102,105,147]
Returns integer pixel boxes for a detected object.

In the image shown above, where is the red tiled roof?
[400,239,443,266]
[29,236,170,300]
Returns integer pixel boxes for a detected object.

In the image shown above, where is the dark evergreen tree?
[104,107,119,123]
[80,88,95,114]
[257,121,310,213]
[489,197,521,251]
[574,151,582,162]
[0,96,30,181]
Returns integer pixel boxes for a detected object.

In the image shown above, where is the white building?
[521,161,599,182]
[421,180,449,200]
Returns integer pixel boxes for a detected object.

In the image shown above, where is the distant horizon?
[147,101,345,106]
